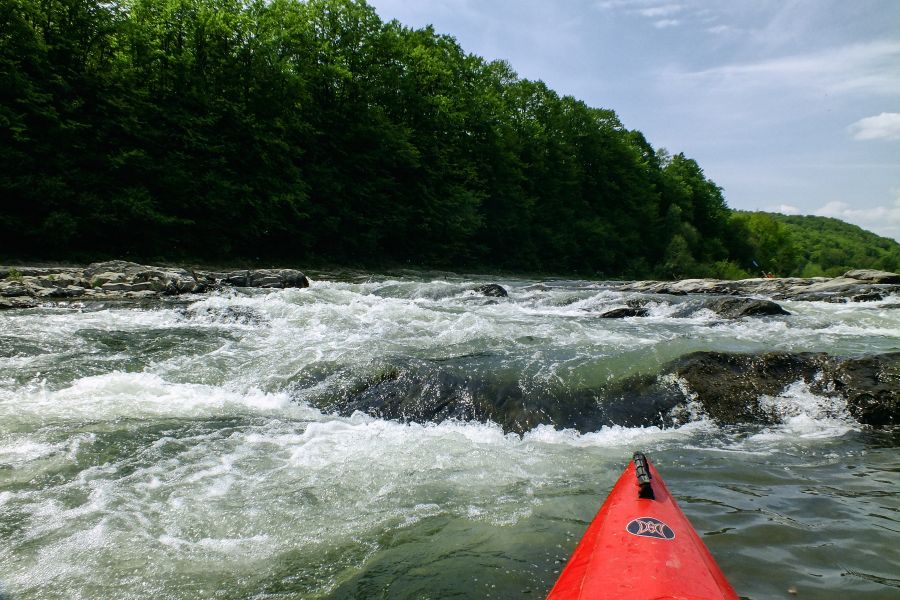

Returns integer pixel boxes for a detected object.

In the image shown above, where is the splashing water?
[0,274,897,599]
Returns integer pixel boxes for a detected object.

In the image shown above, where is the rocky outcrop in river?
[332,351,898,433]
[612,269,900,302]
[668,351,898,427]
[3,263,898,309]
[0,260,308,308]
[2,262,897,431]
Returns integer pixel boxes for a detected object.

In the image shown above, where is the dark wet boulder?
[320,351,899,433]
[331,363,683,434]
[819,354,899,426]
[223,269,309,289]
[705,297,790,318]
[851,292,884,302]
[599,307,649,318]
[280,270,310,288]
[667,351,898,427]
[671,352,827,424]
[474,283,508,298]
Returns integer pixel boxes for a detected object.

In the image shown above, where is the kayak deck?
[546,452,739,600]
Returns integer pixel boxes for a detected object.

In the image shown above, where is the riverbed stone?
[599,307,649,318]
[335,363,682,434]
[43,286,86,298]
[91,272,128,287]
[819,354,899,426]
[670,352,828,423]
[613,274,900,302]
[851,292,884,302]
[0,281,32,297]
[705,297,791,318]
[83,261,147,279]
[334,350,899,432]
[664,351,899,427]
[0,297,39,310]
[101,282,136,292]
[474,284,508,298]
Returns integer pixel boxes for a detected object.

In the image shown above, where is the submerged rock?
[178,304,268,325]
[599,307,649,318]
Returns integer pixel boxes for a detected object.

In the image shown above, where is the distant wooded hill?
[732,212,900,278]
[1,0,896,279]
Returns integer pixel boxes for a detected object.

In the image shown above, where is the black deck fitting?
[633,451,655,500]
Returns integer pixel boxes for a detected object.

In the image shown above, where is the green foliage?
[0,0,891,280]
[6,269,23,282]
[709,260,752,280]
[723,211,900,278]
[727,212,798,276]
[767,213,900,277]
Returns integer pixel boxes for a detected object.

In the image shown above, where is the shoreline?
[3,260,900,310]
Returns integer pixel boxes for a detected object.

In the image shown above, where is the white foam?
[0,371,306,428]
[750,381,857,441]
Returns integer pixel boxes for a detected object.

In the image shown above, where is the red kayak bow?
[546,452,739,600]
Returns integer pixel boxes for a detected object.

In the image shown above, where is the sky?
[367,0,900,240]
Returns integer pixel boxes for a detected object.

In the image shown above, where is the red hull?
[546,454,739,600]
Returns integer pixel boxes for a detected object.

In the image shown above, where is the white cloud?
[849,112,900,141]
[766,204,801,215]
[706,24,737,35]
[813,195,900,240]
[596,0,658,10]
[595,0,638,10]
[683,40,900,96]
[596,0,689,27]
[639,4,683,18]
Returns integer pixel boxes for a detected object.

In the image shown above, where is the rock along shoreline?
[2,262,900,311]
[0,260,310,309]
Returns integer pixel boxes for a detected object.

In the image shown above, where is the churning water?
[0,273,898,599]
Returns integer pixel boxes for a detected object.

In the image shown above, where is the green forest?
[2,0,898,278]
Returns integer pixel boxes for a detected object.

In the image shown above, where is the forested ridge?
[2,0,897,278]
[750,212,900,277]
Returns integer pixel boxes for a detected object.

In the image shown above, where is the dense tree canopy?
[1,0,896,278]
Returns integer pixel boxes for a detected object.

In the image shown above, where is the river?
[0,272,897,599]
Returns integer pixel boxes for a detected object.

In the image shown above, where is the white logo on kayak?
[626,517,675,540]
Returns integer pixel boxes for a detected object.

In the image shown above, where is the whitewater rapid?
[1,274,897,599]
